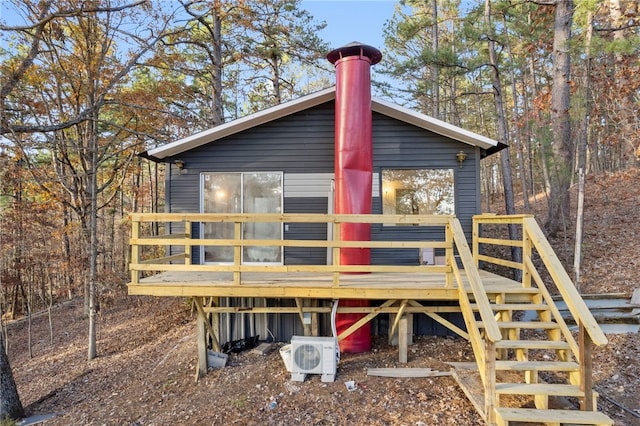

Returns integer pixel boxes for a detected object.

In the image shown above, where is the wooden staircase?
[477,288,612,426]
[450,215,614,426]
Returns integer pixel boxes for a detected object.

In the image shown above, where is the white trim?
[284,173,379,198]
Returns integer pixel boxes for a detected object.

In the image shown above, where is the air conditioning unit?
[290,336,337,383]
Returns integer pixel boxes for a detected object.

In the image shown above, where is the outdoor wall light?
[456,150,467,168]
[174,159,185,173]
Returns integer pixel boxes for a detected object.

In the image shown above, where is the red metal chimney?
[327,42,381,353]
[327,42,381,266]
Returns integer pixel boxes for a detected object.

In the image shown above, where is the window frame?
[380,168,455,226]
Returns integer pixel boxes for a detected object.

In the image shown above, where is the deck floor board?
[129,270,522,300]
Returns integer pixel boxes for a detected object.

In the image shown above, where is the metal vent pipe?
[327,42,381,353]
[327,42,381,266]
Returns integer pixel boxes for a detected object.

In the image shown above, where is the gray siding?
[164,100,484,340]
[369,112,479,265]
[167,104,480,261]
[283,197,327,265]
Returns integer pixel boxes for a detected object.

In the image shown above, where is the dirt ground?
[6,169,640,425]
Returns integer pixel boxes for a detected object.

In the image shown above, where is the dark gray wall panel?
[284,197,328,265]
[163,100,484,341]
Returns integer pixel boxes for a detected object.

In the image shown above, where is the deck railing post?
[184,220,192,266]
[472,216,480,268]
[445,220,453,288]
[332,218,341,287]
[234,221,242,285]
[130,216,140,284]
[579,322,594,411]
[522,219,532,288]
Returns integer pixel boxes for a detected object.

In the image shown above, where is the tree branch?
[0,1,148,31]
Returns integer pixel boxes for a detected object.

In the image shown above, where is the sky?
[301,0,398,52]
[0,0,401,95]
[0,1,399,58]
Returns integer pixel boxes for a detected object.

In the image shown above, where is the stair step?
[495,407,613,425]
[495,383,584,397]
[495,360,580,372]
[471,286,541,295]
[478,321,560,330]
[470,303,550,311]
[495,340,570,350]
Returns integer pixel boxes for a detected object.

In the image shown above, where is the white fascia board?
[371,97,498,150]
[147,87,336,160]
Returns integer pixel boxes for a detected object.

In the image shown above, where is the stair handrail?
[449,218,500,423]
[449,218,502,344]
[522,217,607,347]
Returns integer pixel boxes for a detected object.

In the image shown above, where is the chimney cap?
[327,42,382,65]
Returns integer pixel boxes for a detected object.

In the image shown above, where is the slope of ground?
[6,169,640,425]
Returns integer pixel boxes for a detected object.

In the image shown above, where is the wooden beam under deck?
[128,270,520,300]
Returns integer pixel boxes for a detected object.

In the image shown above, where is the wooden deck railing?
[473,214,608,412]
[130,213,457,283]
[129,213,499,333]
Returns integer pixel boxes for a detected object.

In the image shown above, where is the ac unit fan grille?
[293,344,321,371]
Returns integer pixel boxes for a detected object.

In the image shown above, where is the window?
[381,169,454,220]
[201,172,283,264]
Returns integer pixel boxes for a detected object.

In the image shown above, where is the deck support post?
[398,314,408,364]
[311,299,319,336]
[207,297,221,352]
[196,297,208,379]
[389,313,413,346]
[195,297,223,379]
[579,322,594,411]
[295,298,313,336]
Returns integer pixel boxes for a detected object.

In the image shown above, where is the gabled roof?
[141,86,505,161]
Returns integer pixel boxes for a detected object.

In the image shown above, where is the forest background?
[0,0,638,419]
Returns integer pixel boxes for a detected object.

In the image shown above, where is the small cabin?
[132,45,612,425]
[140,84,505,342]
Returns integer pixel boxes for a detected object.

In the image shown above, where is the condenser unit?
[289,336,337,382]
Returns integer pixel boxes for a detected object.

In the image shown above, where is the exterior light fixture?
[174,159,185,173]
[456,150,467,168]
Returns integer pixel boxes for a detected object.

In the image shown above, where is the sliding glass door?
[201,172,282,264]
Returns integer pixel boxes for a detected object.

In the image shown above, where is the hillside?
[6,169,640,425]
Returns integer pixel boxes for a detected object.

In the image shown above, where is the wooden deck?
[127,213,614,425]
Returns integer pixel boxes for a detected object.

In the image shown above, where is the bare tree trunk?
[27,278,32,359]
[62,205,73,300]
[48,273,54,345]
[88,116,98,361]
[545,0,574,236]
[574,10,593,290]
[0,302,24,421]
[431,0,440,120]
[526,11,551,198]
[484,0,521,278]
[503,16,530,210]
[211,7,224,126]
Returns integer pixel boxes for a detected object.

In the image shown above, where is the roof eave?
[482,141,509,157]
